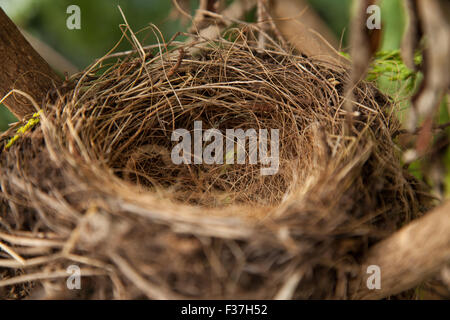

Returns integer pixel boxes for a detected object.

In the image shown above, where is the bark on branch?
[351,201,450,299]
[269,0,344,65]
[0,8,61,120]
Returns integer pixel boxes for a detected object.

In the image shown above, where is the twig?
[0,268,105,288]
[110,252,182,300]
[257,0,268,51]
[0,232,65,248]
[351,200,450,299]
[0,241,25,266]
[186,0,257,55]
[0,8,61,120]
[269,0,342,64]
[20,29,79,76]
[166,48,185,78]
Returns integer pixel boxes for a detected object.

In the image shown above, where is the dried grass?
[0,26,430,299]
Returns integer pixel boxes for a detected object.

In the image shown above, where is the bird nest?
[0,30,428,299]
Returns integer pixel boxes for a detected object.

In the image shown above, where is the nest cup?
[0,29,427,299]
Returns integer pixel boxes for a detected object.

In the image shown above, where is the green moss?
[4,111,41,150]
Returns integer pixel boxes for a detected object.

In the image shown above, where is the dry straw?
[0,23,430,299]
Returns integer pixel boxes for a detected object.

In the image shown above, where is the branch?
[0,8,61,120]
[20,29,79,76]
[191,0,218,31]
[269,0,344,65]
[407,0,450,134]
[351,201,450,299]
[186,0,256,55]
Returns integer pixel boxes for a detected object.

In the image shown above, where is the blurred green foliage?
[379,0,406,50]
[306,0,352,45]
[367,49,422,122]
